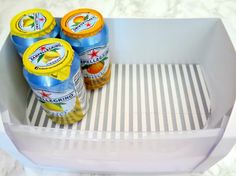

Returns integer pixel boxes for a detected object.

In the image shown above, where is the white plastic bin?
[0,18,236,174]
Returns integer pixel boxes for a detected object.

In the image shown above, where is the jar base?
[85,66,111,90]
[46,97,88,125]
[48,113,85,125]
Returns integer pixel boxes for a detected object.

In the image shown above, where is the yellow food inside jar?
[85,64,111,90]
[46,97,85,124]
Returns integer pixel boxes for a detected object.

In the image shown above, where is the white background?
[0,0,236,175]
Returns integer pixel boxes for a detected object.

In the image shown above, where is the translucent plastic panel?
[6,124,220,173]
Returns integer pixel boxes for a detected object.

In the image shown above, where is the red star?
[38,18,44,22]
[40,91,50,98]
[86,23,91,27]
[40,46,46,51]
[88,50,99,59]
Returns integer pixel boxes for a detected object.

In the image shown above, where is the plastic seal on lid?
[10,8,56,38]
[61,8,104,39]
[23,38,74,81]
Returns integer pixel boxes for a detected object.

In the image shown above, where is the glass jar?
[10,8,59,57]
[60,8,111,90]
[22,38,88,124]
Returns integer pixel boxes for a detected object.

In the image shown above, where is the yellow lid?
[10,8,56,38]
[61,8,104,39]
[23,38,74,81]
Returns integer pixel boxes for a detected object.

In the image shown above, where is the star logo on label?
[86,23,91,27]
[88,50,99,59]
[40,91,51,98]
[38,18,44,22]
[40,46,46,51]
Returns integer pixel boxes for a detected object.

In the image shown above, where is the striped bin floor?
[27,64,211,132]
